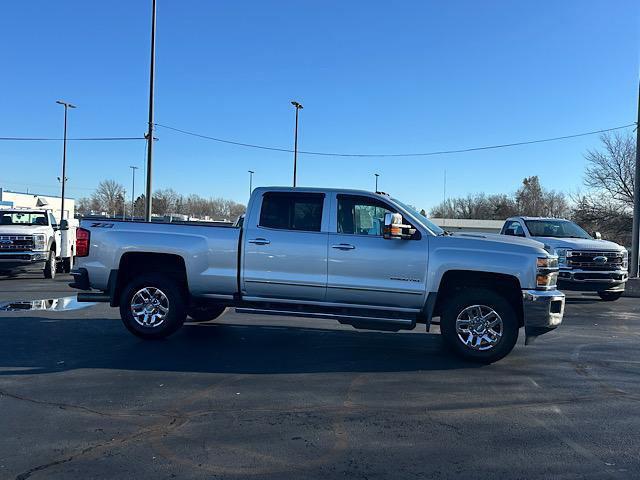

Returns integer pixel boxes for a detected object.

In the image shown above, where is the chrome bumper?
[0,251,48,266]
[522,289,564,344]
[558,268,627,283]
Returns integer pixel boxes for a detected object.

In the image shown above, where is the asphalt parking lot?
[0,274,638,479]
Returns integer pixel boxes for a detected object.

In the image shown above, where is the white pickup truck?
[501,217,628,301]
[72,187,565,363]
[0,208,76,279]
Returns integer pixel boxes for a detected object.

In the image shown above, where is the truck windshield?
[391,198,445,236]
[524,219,591,239]
[0,212,49,226]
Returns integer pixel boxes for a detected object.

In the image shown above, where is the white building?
[431,218,505,234]
[0,188,75,221]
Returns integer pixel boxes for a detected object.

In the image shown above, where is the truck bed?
[78,219,241,298]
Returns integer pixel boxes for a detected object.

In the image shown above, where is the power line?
[0,136,146,141]
[155,122,636,158]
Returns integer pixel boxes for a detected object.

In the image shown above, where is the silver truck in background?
[501,217,628,301]
[0,208,77,279]
[72,187,565,363]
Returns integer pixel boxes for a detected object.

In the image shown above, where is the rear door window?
[259,193,324,232]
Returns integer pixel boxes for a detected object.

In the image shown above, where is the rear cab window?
[259,192,325,232]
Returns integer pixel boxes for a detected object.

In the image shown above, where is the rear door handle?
[332,243,355,250]
[248,238,270,245]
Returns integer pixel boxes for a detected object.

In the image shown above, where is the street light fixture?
[291,100,303,187]
[374,173,380,192]
[248,170,254,196]
[56,100,76,225]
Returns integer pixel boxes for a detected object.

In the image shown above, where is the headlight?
[536,256,559,289]
[537,256,558,269]
[537,272,559,288]
[33,234,46,251]
[622,250,629,269]
[554,248,571,267]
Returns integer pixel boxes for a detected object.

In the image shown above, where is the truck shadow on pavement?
[0,316,483,376]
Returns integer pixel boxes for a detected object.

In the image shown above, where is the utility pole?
[631,80,640,277]
[291,101,303,187]
[130,166,139,220]
[144,0,157,222]
[248,170,254,196]
[55,100,76,224]
[374,173,379,192]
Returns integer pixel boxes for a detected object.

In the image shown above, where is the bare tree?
[91,180,126,216]
[572,132,636,245]
[584,133,635,206]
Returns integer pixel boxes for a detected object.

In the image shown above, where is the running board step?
[235,307,416,331]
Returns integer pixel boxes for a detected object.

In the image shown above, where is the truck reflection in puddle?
[0,296,96,312]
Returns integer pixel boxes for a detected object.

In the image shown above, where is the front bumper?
[0,251,48,271]
[557,269,627,292]
[522,289,565,344]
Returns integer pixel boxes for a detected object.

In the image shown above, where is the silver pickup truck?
[71,187,565,363]
[501,217,628,301]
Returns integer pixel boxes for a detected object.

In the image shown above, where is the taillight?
[76,228,90,257]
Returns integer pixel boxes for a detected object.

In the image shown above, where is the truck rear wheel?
[119,273,187,339]
[597,290,624,302]
[187,304,226,322]
[440,288,519,364]
[43,250,56,279]
[62,255,74,274]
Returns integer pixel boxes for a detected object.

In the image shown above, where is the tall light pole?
[130,166,139,220]
[56,100,76,224]
[144,0,157,222]
[631,80,640,277]
[291,100,303,187]
[374,173,379,192]
[248,170,254,196]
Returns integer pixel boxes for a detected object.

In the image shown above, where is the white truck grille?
[0,235,35,252]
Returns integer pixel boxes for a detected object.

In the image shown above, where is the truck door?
[326,194,428,309]
[49,212,62,256]
[242,191,329,301]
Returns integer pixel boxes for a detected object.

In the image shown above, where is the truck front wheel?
[440,288,519,364]
[43,250,56,279]
[119,273,187,339]
[597,290,624,302]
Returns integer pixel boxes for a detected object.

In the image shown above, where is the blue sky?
[0,0,638,211]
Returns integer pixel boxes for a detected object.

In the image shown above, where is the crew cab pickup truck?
[72,187,565,363]
[501,217,628,301]
[0,208,76,279]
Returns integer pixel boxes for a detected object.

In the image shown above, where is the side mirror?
[383,212,416,240]
[593,231,602,240]
[504,228,516,236]
[59,219,69,231]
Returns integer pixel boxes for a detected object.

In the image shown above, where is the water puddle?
[0,296,96,312]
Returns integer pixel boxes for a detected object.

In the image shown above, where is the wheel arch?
[113,252,189,307]
[432,270,524,326]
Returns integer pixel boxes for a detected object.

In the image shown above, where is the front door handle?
[332,243,355,250]
[248,238,270,245]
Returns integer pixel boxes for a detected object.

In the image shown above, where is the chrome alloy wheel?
[130,287,170,328]
[455,304,503,351]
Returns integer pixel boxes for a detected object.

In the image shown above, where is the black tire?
[43,250,56,279]
[440,288,519,364]
[119,273,187,339]
[187,304,226,322]
[62,256,74,274]
[597,290,624,302]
